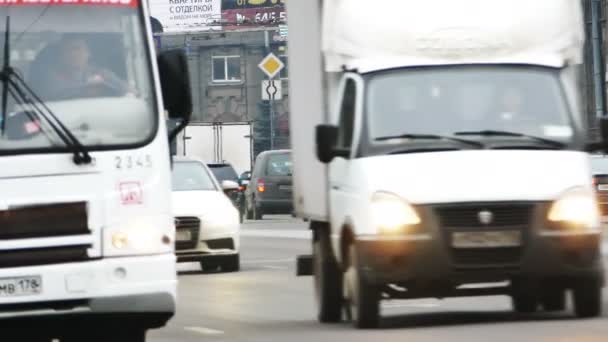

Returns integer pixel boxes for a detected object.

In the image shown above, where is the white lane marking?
[262,265,289,270]
[241,258,294,264]
[383,302,440,309]
[184,326,225,336]
[241,229,311,239]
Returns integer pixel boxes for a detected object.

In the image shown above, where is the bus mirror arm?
[168,117,189,142]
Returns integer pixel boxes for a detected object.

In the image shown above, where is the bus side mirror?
[158,49,192,141]
[601,117,608,145]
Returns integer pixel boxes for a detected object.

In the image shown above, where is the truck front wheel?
[573,278,602,318]
[344,244,380,329]
[511,293,538,313]
[313,228,343,323]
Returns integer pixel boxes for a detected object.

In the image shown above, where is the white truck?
[177,122,253,176]
[0,0,192,340]
[288,0,606,329]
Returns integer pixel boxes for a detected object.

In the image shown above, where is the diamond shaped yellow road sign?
[258,52,285,79]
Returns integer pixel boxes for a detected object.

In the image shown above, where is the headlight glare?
[371,192,420,233]
[548,188,600,228]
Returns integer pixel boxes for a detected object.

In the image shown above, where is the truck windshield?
[367,66,573,144]
[0,2,156,153]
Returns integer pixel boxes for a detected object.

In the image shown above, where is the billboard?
[149,0,221,33]
[221,0,286,30]
[221,0,285,10]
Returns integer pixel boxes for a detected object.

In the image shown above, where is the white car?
[171,157,241,271]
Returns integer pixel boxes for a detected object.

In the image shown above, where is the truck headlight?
[548,188,600,228]
[371,192,421,233]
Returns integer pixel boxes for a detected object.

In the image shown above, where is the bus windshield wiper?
[454,130,566,149]
[0,16,92,165]
[375,133,484,148]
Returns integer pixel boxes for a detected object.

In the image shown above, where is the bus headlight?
[104,216,174,256]
[548,188,600,228]
[371,192,421,234]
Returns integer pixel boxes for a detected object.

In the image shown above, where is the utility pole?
[591,0,606,119]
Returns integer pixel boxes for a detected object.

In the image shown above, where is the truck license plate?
[176,230,192,241]
[0,276,42,297]
[452,231,522,249]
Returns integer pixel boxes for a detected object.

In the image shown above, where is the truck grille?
[434,203,534,267]
[0,202,89,240]
[594,175,608,216]
[436,203,532,228]
[175,217,201,250]
[0,245,91,268]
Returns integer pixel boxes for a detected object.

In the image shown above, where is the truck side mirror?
[316,124,349,163]
[157,49,192,141]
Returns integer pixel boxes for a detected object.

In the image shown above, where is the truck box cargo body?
[287,0,607,329]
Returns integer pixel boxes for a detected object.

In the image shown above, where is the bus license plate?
[0,276,42,297]
[452,231,522,249]
[176,230,192,242]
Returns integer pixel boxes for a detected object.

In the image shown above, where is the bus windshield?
[0,1,157,153]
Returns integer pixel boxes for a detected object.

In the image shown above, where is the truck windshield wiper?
[453,130,566,149]
[375,133,484,148]
[0,16,92,165]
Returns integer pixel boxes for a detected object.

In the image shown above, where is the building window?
[279,55,288,79]
[212,56,241,82]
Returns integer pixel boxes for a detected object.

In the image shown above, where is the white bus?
[0,0,192,340]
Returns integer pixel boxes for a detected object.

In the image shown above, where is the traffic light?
[254,100,271,157]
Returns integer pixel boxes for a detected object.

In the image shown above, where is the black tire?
[573,278,602,318]
[313,226,343,323]
[541,289,566,312]
[200,260,220,272]
[344,244,380,329]
[22,335,51,342]
[254,205,264,220]
[67,329,146,342]
[512,293,538,313]
[222,254,240,272]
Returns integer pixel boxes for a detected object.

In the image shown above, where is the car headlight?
[548,187,600,228]
[371,192,421,234]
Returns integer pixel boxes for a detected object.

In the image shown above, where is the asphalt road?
[149,216,608,342]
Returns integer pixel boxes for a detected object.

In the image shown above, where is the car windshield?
[266,153,292,176]
[208,164,239,182]
[0,2,156,153]
[367,66,573,144]
[591,155,608,174]
[172,161,217,192]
